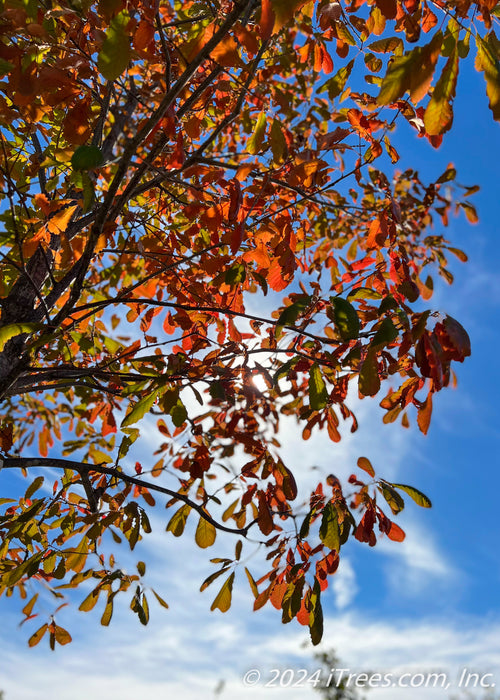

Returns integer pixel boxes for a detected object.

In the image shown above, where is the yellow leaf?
[377,33,442,106]
[54,625,72,645]
[247,111,267,155]
[424,49,459,135]
[101,595,114,626]
[210,572,235,613]
[166,504,191,537]
[28,624,48,647]
[475,34,500,121]
[79,589,100,612]
[195,515,217,549]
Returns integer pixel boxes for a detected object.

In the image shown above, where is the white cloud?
[1,599,499,700]
[376,518,456,596]
[332,557,358,610]
[1,284,480,700]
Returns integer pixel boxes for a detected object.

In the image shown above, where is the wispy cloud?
[377,519,456,596]
[332,557,358,610]
[1,596,499,700]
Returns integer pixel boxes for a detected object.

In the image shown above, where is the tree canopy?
[0,0,492,648]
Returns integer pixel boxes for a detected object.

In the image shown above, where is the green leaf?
[319,502,340,551]
[378,482,405,514]
[0,322,43,352]
[224,264,246,286]
[309,363,328,410]
[151,588,169,609]
[247,111,267,155]
[270,119,287,162]
[195,516,217,549]
[137,561,146,576]
[81,172,96,211]
[358,351,380,397]
[166,504,191,537]
[160,388,187,427]
[377,33,442,106]
[25,476,44,500]
[392,483,432,508]
[299,511,312,539]
[368,37,404,54]
[140,593,149,625]
[371,317,399,351]
[336,22,355,46]
[97,11,131,81]
[436,167,457,184]
[121,388,160,427]
[170,399,187,427]
[141,510,152,534]
[318,59,354,98]
[71,145,104,171]
[309,580,323,646]
[275,295,311,335]
[328,296,360,340]
[210,572,235,612]
[0,58,14,76]
[273,356,299,384]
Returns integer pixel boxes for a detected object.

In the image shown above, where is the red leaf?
[434,316,471,362]
[257,491,274,535]
[375,0,397,19]
[259,0,276,38]
[230,222,245,254]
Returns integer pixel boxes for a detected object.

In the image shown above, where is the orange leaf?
[387,520,406,541]
[357,457,375,477]
[63,99,92,146]
[34,193,51,217]
[417,390,433,435]
[46,205,78,236]
[267,259,291,292]
[259,0,276,38]
[211,35,244,68]
[134,20,154,51]
[322,45,334,74]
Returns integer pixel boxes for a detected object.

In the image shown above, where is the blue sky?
[1,28,500,700]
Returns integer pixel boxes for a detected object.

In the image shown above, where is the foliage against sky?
[0,0,496,649]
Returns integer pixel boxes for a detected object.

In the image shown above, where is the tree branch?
[0,457,257,537]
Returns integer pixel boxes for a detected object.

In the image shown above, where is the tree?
[0,0,489,649]
[312,647,371,700]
